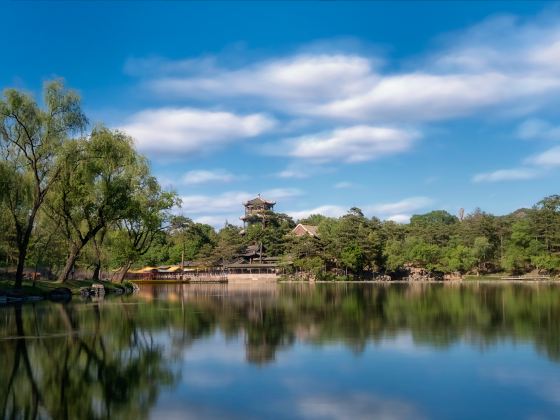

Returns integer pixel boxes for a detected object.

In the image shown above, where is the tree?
[441,244,476,273]
[531,195,560,253]
[409,210,458,246]
[245,211,295,258]
[472,236,492,275]
[211,224,246,265]
[111,175,177,282]
[502,219,543,274]
[167,217,217,264]
[0,81,86,287]
[46,127,144,282]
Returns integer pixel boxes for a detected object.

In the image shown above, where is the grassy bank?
[0,279,132,297]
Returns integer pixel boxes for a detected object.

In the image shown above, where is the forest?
[1,81,560,286]
[136,198,560,280]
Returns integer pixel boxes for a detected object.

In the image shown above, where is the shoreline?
[2,276,560,305]
[0,279,135,304]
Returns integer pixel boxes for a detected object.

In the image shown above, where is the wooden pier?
[126,270,228,284]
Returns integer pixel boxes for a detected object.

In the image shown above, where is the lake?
[1,282,560,419]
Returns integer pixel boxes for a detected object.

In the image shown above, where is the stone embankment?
[400,266,463,281]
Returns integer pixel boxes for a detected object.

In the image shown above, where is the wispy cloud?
[272,125,419,163]
[288,205,348,220]
[288,196,433,222]
[517,118,560,141]
[387,214,413,224]
[472,168,541,182]
[367,196,434,215]
[135,15,560,123]
[180,188,302,215]
[147,54,375,110]
[182,169,237,185]
[527,145,560,167]
[119,107,275,157]
[334,181,354,189]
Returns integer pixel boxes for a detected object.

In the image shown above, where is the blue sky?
[3,1,560,227]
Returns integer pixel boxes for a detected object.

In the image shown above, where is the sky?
[3,1,560,228]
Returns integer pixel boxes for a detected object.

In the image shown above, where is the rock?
[443,272,463,281]
[403,265,444,281]
[112,285,125,295]
[91,284,105,295]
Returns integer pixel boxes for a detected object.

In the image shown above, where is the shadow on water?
[1,282,560,418]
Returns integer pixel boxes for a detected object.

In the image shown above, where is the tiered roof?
[244,194,275,207]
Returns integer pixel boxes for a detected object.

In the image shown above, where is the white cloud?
[527,146,560,167]
[180,189,302,215]
[119,107,275,157]
[277,125,419,163]
[367,196,434,215]
[313,72,542,121]
[275,163,334,179]
[334,181,353,189]
[148,54,375,107]
[288,197,433,222]
[387,214,412,224]
[277,169,308,179]
[182,169,236,185]
[135,15,560,123]
[193,215,240,228]
[288,205,347,221]
[472,168,540,182]
[517,118,560,141]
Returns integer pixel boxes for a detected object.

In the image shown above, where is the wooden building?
[240,194,276,227]
[292,224,319,237]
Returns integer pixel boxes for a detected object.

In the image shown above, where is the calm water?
[1,282,560,419]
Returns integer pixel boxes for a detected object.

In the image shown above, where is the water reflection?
[1,282,560,418]
[0,302,176,419]
[134,282,560,363]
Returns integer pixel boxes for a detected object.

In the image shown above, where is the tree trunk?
[58,244,81,283]
[91,228,107,282]
[92,262,101,282]
[115,261,132,284]
[14,207,38,288]
[14,229,33,289]
[14,247,27,289]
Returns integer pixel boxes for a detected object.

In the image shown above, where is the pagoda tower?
[240,194,276,227]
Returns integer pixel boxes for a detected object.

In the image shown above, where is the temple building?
[292,224,319,237]
[240,194,276,227]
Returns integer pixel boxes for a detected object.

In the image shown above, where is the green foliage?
[409,210,458,246]
[245,211,295,257]
[0,80,87,286]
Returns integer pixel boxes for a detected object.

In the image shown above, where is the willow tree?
[111,174,178,282]
[47,126,143,282]
[0,81,87,287]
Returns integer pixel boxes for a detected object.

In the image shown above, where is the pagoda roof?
[244,194,275,206]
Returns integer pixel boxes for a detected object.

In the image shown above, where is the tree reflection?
[132,282,560,364]
[1,282,560,418]
[0,302,176,419]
